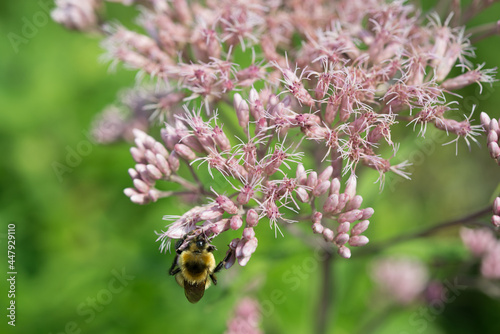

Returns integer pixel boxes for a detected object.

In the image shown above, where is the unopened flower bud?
[335,193,349,213]
[352,220,370,235]
[135,164,152,183]
[132,127,147,139]
[346,195,363,211]
[130,194,149,204]
[242,227,255,240]
[168,151,180,172]
[133,178,150,193]
[230,215,243,230]
[144,136,156,150]
[307,172,318,188]
[492,215,500,227]
[128,168,139,179]
[323,194,339,213]
[153,142,169,158]
[338,210,363,224]
[490,119,500,135]
[330,178,341,196]
[130,147,145,163]
[295,187,309,202]
[234,93,250,128]
[345,174,357,200]
[361,208,375,220]
[488,142,500,159]
[312,222,324,234]
[124,187,138,197]
[335,232,349,246]
[349,235,369,247]
[493,197,500,216]
[296,164,307,185]
[249,88,259,104]
[337,222,350,234]
[323,228,334,242]
[480,112,491,130]
[246,209,259,227]
[155,154,171,177]
[487,130,498,144]
[174,143,196,161]
[338,246,351,259]
[313,180,331,197]
[312,212,323,224]
[239,238,258,265]
[318,166,333,182]
[161,127,179,151]
[144,164,161,180]
[234,93,243,111]
[217,195,239,214]
[210,219,230,235]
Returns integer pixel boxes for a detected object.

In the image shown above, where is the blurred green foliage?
[1,1,500,334]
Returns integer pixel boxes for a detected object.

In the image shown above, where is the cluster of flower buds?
[124,129,180,204]
[478,112,500,228]
[481,112,500,166]
[228,210,260,267]
[460,227,500,279]
[91,86,185,144]
[52,0,499,267]
[493,197,500,228]
[51,0,100,31]
[310,171,373,259]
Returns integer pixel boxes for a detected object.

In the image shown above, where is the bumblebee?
[169,233,229,303]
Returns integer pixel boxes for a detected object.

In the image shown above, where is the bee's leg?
[210,273,217,285]
[168,254,180,276]
[214,247,234,273]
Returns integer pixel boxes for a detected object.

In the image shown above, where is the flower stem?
[170,174,200,192]
[469,20,500,44]
[330,149,342,179]
[316,249,334,334]
[356,205,493,256]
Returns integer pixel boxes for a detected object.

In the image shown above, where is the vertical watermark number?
[6,223,16,326]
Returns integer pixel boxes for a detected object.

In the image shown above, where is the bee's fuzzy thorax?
[178,249,216,285]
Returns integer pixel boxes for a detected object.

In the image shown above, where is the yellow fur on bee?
[177,250,216,286]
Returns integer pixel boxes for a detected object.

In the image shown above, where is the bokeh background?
[1,1,500,333]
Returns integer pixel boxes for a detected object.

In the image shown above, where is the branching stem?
[356,205,493,256]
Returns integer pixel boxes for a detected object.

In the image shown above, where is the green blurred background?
[1,1,500,334]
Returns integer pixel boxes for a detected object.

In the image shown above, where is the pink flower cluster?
[460,227,500,279]
[52,0,498,266]
[371,257,429,305]
[225,298,262,334]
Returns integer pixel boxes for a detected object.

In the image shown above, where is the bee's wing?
[184,279,206,303]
